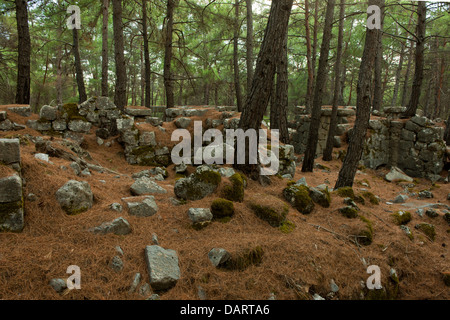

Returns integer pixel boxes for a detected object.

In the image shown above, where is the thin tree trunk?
[234,0,243,112]
[433,41,446,119]
[236,0,294,178]
[35,50,49,110]
[143,0,151,108]
[401,44,413,107]
[73,28,87,103]
[113,0,127,110]
[15,0,31,105]
[302,0,336,172]
[403,1,427,118]
[270,31,290,144]
[323,0,345,162]
[101,0,109,97]
[246,0,254,94]
[335,0,383,189]
[164,0,175,114]
[304,0,314,112]
[372,2,384,111]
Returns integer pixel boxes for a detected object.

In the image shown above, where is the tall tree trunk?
[372,2,384,111]
[15,0,31,105]
[302,0,336,172]
[270,31,290,144]
[235,0,294,178]
[246,0,254,94]
[304,0,314,113]
[433,40,445,119]
[143,0,151,108]
[35,50,49,111]
[323,0,345,161]
[101,0,109,97]
[402,1,427,118]
[401,44,413,107]
[73,28,87,103]
[234,0,243,112]
[335,0,383,189]
[164,0,175,114]
[113,0,127,110]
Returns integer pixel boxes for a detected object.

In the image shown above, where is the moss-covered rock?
[309,187,331,208]
[392,211,412,225]
[362,191,380,205]
[339,206,359,219]
[211,198,235,221]
[222,173,245,202]
[414,223,436,241]
[61,103,86,122]
[223,246,264,271]
[283,185,315,215]
[358,215,374,245]
[335,187,355,199]
[174,166,222,201]
[279,220,296,234]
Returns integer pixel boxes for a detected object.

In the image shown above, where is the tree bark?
[270,31,290,144]
[372,2,384,111]
[402,1,427,118]
[234,0,243,112]
[302,0,336,172]
[112,0,127,110]
[101,0,109,97]
[15,0,31,105]
[335,0,382,189]
[401,44,413,107]
[246,0,254,94]
[323,0,345,161]
[164,0,176,113]
[304,0,314,113]
[73,28,87,104]
[235,0,294,177]
[143,0,151,108]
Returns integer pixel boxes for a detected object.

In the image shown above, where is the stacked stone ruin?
[0,106,29,131]
[289,106,448,181]
[0,138,24,232]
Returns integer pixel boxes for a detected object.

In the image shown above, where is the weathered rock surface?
[130,177,167,195]
[56,180,93,215]
[144,245,180,291]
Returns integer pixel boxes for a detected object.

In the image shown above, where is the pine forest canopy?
[0,0,447,117]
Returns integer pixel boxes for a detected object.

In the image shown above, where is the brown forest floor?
[0,105,449,300]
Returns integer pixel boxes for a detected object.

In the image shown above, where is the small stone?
[393,194,409,204]
[81,168,91,176]
[144,245,181,291]
[109,256,124,272]
[92,217,132,235]
[35,153,50,162]
[197,286,207,300]
[152,233,159,245]
[131,177,167,195]
[129,273,141,294]
[138,283,152,297]
[312,293,325,300]
[49,278,67,293]
[147,294,160,300]
[109,203,123,212]
[296,177,308,187]
[425,209,438,218]
[115,246,124,256]
[97,137,104,146]
[188,208,213,229]
[27,193,37,202]
[418,190,434,199]
[208,248,231,267]
[330,279,339,293]
[175,162,187,174]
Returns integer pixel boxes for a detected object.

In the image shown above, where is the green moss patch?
[358,215,374,246]
[283,185,315,215]
[339,206,359,219]
[61,103,86,121]
[415,223,436,241]
[222,173,245,202]
[391,211,412,225]
[279,220,296,234]
[362,191,380,205]
[335,187,355,200]
[211,198,235,220]
[223,246,264,271]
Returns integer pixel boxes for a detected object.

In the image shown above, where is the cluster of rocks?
[0,108,27,131]
[289,106,355,156]
[0,139,24,232]
[362,113,447,181]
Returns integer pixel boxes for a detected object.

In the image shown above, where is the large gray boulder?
[122,196,158,217]
[56,180,93,215]
[144,245,180,291]
[0,174,24,232]
[130,177,167,195]
[385,167,413,183]
[188,208,213,229]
